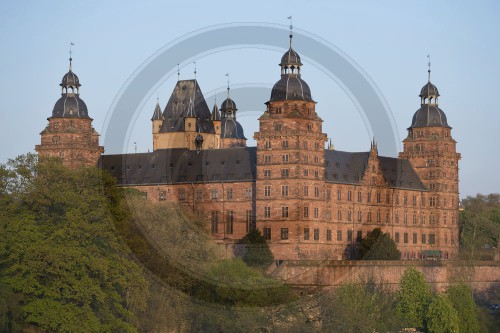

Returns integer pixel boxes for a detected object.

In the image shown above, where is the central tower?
[254,32,327,258]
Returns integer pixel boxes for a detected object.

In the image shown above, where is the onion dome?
[221,118,246,139]
[268,33,314,103]
[409,105,450,129]
[269,76,313,102]
[220,97,237,118]
[420,81,440,98]
[51,58,90,119]
[280,48,302,67]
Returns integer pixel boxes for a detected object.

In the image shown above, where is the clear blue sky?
[1,0,499,198]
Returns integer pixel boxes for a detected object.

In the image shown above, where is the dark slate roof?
[409,105,450,129]
[269,76,313,102]
[99,147,256,185]
[160,80,214,134]
[420,81,439,97]
[324,150,427,190]
[221,118,246,139]
[51,94,90,118]
[101,147,426,191]
[151,102,163,121]
[211,103,221,121]
[280,48,302,66]
[60,70,80,88]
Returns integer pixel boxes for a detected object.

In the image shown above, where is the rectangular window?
[337,209,342,221]
[356,230,362,242]
[367,211,372,222]
[314,186,320,198]
[377,192,381,203]
[264,169,271,178]
[303,186,309,196]
[263,227,271,240]
[211,189,218,200]
[264,185,271,197]
[245,210,252,233]
[348,230,353,242]
[265,141,271,149]
[327,229,332,241]
[196,190,203,200]
[303,206,309,218]
[304,228,310,240]
[395,211,399,224]
[264,155,271,163]
[264,206,271,218]
[304,169,309,176]
[326,188,331,200]
[226,188,233,200]
[358,191,362,202]
[413,213,417,225]
[429,234,436,244]
[282,154,289,162]
[314,170,319,178]
[357,210,362,222]
[159,190,167,201]
[326,209,331,220]
[386,211,390,223]
[337,230,342,241]
[226,211,234,234]
[386,193,390,204]
[314,207,319,218]
[376,210,381,222]
[395,232,400,243]
[281,185,289,197]
[404,212,408,224]
[337,189,342,200]
[211,211,219,234]
[347,190,352,201]
[422,234,427,244]
[281,169,289,177]
[413,195,417,206]
[404,194,408,205]
[314,228,320,241]
[179,189,186,201]
[282,206,289,218]
[413,233,418,244]
[282,140,288,148]
[347,210,352,222]
[404,232,408,244]
[245,188,252,199]
[367,192,372,203]
[280,228,289,240]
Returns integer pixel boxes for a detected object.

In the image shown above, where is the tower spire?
[287,16,293,48]
[427,54,431,82]
[69,42,74,71]
[225,73,230,98]
[193,61,197,80]
[177,63,180,81]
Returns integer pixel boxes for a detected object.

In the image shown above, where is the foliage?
[426,294,460,333]
[0,155,148,332]
[459,193,500,259]
[239,229,274,268]
[320,282,405,333]
[446,283,480,333]
[357,227,401,260]
[396,267,433,330]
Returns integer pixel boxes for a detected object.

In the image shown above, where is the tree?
[239,229,274,268]
[320,282,405,333]
[426,294,460,333]
[357,227,401,260]
[0,155,149,332]
[459,194,500,260]
[396,267,433,330]
[446,284,480,333]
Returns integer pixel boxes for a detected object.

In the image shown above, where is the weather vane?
[427,54,431,81]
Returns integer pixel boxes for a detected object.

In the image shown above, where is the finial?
[193,61,197,80]
[427,54,431,82]
[177,63,180,81]
[287,16,293,48]
[225,73,230,98]
[134,141,137,154]
[69,42,75,71]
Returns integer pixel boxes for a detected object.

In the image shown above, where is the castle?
[36,34,460,261]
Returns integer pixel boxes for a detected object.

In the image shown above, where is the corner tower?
[399,68,460,256]
[35,57,104,168]
[254,32,327,258]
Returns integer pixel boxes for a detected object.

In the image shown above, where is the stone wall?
[272,260,500,292]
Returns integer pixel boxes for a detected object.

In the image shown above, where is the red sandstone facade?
[39,41,460,262]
